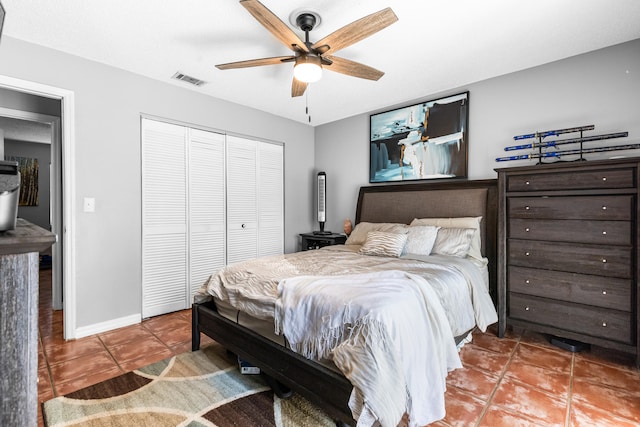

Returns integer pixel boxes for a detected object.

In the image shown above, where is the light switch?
[83,197,95,213]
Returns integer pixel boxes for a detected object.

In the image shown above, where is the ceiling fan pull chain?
[306,88,311,123]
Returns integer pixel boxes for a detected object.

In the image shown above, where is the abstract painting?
[370,92,469,183]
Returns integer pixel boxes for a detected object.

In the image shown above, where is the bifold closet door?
[226,135,258,264]
[258,142,284,257]
[142,120,226,318]
[188,129,226,300]
[141,119,188,318]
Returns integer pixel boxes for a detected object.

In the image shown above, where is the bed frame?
[192,179,498,426]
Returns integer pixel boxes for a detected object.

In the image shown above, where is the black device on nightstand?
[299,232,346,251]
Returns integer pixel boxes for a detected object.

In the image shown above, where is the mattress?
[198,244,496,342]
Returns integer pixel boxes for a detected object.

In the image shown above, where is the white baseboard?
[74,313,142,339]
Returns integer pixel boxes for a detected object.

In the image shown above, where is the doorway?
[0,75,76,339]
[0,111,61,309]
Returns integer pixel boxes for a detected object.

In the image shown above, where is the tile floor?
[37,268,640,426]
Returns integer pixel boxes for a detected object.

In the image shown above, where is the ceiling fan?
[216,0,398,97]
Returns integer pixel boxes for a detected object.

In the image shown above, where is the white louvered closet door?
[226,135,258,264]
[258,142,284,256]
[141,119,188,318]
[188,129,226,300]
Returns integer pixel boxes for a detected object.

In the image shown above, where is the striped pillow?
[359,231,408,257]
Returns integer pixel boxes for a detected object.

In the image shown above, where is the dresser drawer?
[508,195,633,220]
[508,239,632,278]
[509,293,632,344]
[509,218,631,245]
[507,168,635,192]
[508,266,632,311]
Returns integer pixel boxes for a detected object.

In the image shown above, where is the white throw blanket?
[274,270,462,427]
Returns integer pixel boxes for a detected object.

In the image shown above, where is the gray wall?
[4,139,52,230]
[0,36,315,330]
[315,38,640,233]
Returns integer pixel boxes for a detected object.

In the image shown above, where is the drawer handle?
[602,177,607,182]
[602,206,607,210]
[525,306,530,311]
[602,290,607,295]
[602,231,607,235]
[525,206,530,210]
[525,252,530,256]
[525,181,530,185]
[241,224,246,229]
[525,279,530,284]
[602,321,607,327]
[602,259,607,263]
[525,227,530,232]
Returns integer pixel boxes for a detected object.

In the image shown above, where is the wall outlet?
[83,197,95,213]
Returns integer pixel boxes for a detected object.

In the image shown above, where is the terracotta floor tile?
[149,323,192,347]
[470,330,519,355]
[459,344,511,376]
[142,311,191,334]
[49,350,118,385]
[117,347,175,373]
[504,361,570,397]
[490,378,566,426]
[479,405,547,427]
[512,342,572,373]
[575,346,639,372]
[99,324,157,347]
[519,330,561,351]
[108,335,170,364]
[573,357,640,393]
[37,368,54,403]
[445,365,499,400]
[485,323,522,340]
[571,401,640,427]
[572,378,640,423]
[54,364,124,396]
[438,386,485,426]
[44,335,107,365]
[170,340,194,355]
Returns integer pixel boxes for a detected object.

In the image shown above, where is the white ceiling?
[2,0,640,126]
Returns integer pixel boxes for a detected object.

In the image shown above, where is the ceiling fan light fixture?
[294,55,322,83]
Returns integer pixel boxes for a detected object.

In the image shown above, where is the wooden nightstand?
[299,232,347,251]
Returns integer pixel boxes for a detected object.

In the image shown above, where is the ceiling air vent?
[172,72,206,87]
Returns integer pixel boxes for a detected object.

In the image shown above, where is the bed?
[192,179,498,426]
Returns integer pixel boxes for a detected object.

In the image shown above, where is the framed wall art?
[370,91,468,183]
[7,155,39,206]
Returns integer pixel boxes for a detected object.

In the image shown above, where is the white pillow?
[402,225,440,255]
[359,231,408,257]
[432,228,475,257]
[410,217,483,261]
[346,222,408,245]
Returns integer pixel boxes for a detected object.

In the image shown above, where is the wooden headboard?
[355,179,498,300]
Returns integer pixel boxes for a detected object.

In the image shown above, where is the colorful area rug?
[42,343,336,426]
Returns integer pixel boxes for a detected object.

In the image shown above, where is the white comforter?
[275,270,462,427]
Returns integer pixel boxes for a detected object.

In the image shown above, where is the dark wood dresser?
[496,157,639,364]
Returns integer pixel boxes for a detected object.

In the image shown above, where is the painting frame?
[369,91,469,183]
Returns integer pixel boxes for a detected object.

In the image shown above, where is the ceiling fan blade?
[240,0,309,53]
[291,77,308,97]
[323,55,384,81]
[216,56,294,70]
[311,7,398,54]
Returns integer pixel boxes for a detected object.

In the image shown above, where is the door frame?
[0,75,77,339]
